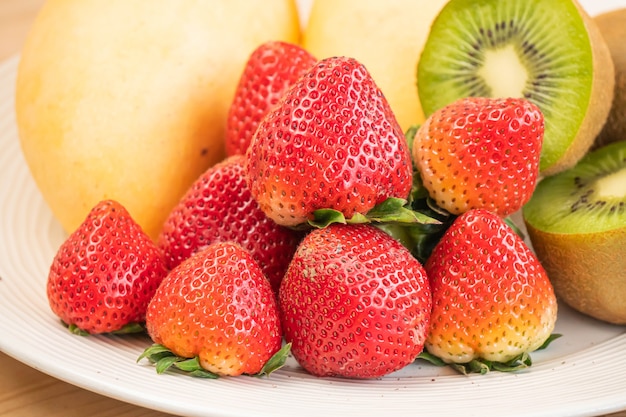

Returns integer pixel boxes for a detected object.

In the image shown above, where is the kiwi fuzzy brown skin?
[592,9,626,151]
[523,140,626,325]
[552,0,615,176]
[417,0,614,177]
[525,222,626,325]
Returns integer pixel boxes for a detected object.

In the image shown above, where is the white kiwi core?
[596,167,626,199]
[477,44,528,98]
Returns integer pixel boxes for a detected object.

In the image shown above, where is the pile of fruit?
[15,0,626,380]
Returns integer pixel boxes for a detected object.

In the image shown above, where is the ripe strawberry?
[245,56,413,227]
[412,97,544,217]
[225,41,317,156]
[157,154,302,293]
[279,223,432,378]
[423,209,558,373]
[145,242,283,377]
[47,200,168,335]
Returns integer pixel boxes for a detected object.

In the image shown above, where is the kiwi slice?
[593,9,626,150]
[417,0,614,176]
[522,140,626,324]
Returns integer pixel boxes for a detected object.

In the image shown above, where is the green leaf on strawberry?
[138,344,219,378]
[255,343,292,378]
[308,208,353,228]
[309,197,442,229]
[66,321,146,337]
[536,333,563,351]
[138,343,291,378]
[67,323,90,337]
[365,197,438,224]
[417,333,561,375]
[418,350,532,375]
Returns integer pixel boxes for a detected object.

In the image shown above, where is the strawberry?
[225,41,317,156]
[423,209,558,373]
[144,242,284,377]
[412,97,544,217]
[157,154,302,293]
[46,200,168,335]
[245,56,413,227]
[279,223,432,379]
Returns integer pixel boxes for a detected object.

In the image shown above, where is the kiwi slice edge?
[522,140,626,235]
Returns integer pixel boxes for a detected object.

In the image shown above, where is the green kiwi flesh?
[417,0,613,175]
[522,140,626,324]
[523,140,626,234]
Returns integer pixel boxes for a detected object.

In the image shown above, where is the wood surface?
[0,1,624,416]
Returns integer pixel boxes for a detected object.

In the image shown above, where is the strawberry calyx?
[418,351,532,375]
[417,334,562,375]
[137,344,218,378]
[66,322,145,336]
[308,157,526,265]
[309,197,441,229]
[137,343,292,378]
[307,167,457,264]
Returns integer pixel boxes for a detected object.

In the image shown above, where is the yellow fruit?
[302,0,448,131]
[16,0,300,240]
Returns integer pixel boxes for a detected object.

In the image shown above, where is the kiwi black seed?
[522,140,626,324]
[523,140,626,234]
[417,0,614,176]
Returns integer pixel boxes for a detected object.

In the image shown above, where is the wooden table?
[1,2,625,417]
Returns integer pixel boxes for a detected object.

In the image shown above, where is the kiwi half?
[522,140,626,324]
[593,9,626,150]
[417,0,614,176]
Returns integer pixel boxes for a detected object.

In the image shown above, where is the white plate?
[2,1,626,415]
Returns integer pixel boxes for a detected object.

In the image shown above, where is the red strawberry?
[423,209,558,373]
[145,242,283,377]
[157,154,302,293]
[412,97,544,217]
[279,223,432,378]
[245,56,413,227]
[47,200,168,335]
[225,41,317,156]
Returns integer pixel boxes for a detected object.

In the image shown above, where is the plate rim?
[2,2,626,411]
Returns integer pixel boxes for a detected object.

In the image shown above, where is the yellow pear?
[16,0,301,240]
[302,0,449,131]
